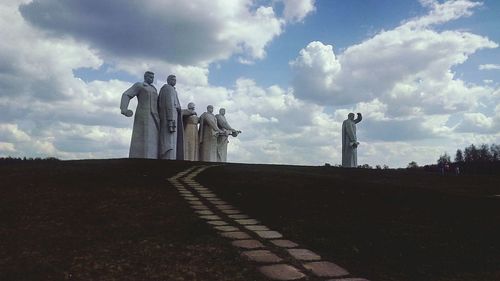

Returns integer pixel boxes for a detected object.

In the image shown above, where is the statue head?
[207,105,214,113]
[144,71,154,85]
[219,108,226,116]
[348,113,355,120]
[188,102,195,110]
[167,74,176,87]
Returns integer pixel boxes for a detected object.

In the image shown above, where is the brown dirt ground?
[198,164,500,281]
[0,159,266,281]
[1,159,499,281]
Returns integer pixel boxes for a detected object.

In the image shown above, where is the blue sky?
[0,0,499,167]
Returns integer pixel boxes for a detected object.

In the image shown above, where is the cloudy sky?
[1,0,499,167]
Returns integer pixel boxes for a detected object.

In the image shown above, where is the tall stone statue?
[342,112,362,167]
[182,102,199,161]
[215,108,241,162]
[120,71,160,159]
[198,105,222,162]
[158,74,184,160]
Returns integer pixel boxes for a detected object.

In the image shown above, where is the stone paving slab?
[287,249,321,261]
[197,190,213,194]
[195,210,214,215]
[235,219,259,225]
[220,231,252,240]
[230,214,250,219]
[221,209,241,214]
[326,278,370,281]
[245,225,270,231]
[200,193,217,198]
[255,230,283,239]
[270,240,299,248]
[188,201,204,205]
[241,250,283,263]
[207,220,228,226]
[214,225,240,232]
[207,199,227,204]
[199,215,221,220]
[216,204,235,210]
[231,239,265,249]
[303,261,349,278]
[258,264,305,280]
[191,205,209,210]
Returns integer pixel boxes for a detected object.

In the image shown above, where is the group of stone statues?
[120,71,241,162]
[119,71,363,167]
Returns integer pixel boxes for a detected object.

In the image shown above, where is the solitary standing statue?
[158,74,184,160]
[182,102,199,161]
[120,71,160,159]
[215,108,241,162]
[199,105,222,162]
[342,112,362,167]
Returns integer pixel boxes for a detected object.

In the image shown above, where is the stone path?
[168,165,370,281]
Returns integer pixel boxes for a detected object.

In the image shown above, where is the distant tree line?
[424,144,500,175]
[0,156,59,165]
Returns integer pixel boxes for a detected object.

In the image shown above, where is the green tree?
[455,149,464,163]
[437,153,451,166]
[407,161,419,169]
[491,144,500,161]
[478,144,492,161]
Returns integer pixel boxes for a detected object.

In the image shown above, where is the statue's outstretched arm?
[354,112,363,124]
[217,116,234,131]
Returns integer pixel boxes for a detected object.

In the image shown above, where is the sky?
[0,0,499,168]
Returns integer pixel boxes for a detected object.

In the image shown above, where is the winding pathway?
[168,165,370,281]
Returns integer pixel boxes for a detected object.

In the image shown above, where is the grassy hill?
[1,159,499,281]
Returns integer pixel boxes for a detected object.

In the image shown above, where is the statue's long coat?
[158,84,184,160]
[342,119,358,167]
[120,82,159,159]
[215,114,234,162]
[183,114,199,161]
[198,112,219,162]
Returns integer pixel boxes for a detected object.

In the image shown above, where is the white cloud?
[455,105,500,134]
[479,64,500,70]
[407,0,481,28]
[0,124,31,143]
[290,41,341,103]
[290,0,498,135]
[279,0,316,23]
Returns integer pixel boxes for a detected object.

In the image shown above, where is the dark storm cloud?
[20,0,229,65]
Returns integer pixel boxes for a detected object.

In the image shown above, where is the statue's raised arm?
[354,112,362,124]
